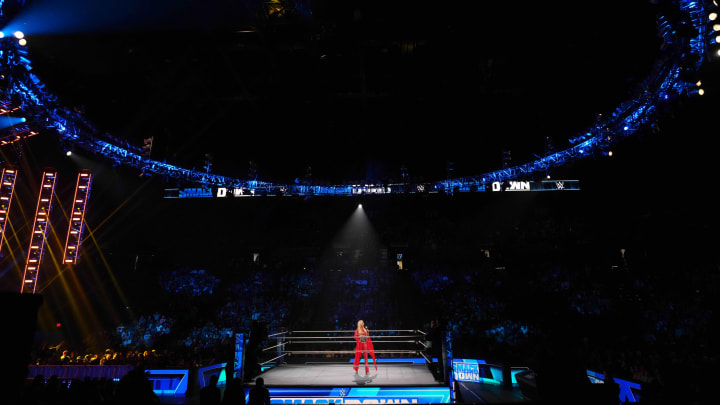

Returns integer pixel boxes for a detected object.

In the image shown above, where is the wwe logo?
[555,181,565,190]
[417,185,425,192]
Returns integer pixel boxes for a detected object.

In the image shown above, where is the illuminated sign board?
[452,359,528,387]
[351,186,391,195]
[164,180,579,199]
[245,387,452,404]
[198,363,227,388]
[587,370,641,403]
[452,359,482,383]
[492,181,530,191]
[234,333,245,380]
[166,188,213,198]
[145,369,189,397]
[490,180,579,192]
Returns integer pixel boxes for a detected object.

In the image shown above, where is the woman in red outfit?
[353,320,377,374]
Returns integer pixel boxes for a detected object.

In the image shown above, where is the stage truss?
[0,1,715,196]
[62,171,92,264]
[0,167,17,252]
[21,170,57,294]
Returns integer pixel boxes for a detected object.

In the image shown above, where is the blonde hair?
[357,320,366,332]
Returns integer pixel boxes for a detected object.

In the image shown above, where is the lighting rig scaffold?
[20,170,57,294]
[0,124,38,146]
[62,171,91,264]
[0,167,17,252]
[0,0,716,195]
[0,100,20,116]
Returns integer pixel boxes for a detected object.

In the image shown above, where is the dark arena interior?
[1,0,720,404]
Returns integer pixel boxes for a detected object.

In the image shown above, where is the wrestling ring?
[253,329,446,387]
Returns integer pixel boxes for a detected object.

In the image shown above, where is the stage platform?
[259,363,441,387]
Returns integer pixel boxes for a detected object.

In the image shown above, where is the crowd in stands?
[183,323,234,349]
[29,245,717,390]
[409,252,717,394]
[158,269,219,296]
[329,268,398,331]
[218,271,296,332]
[31,259,321,368]
[22,195,720,404]
[115,313,173,348]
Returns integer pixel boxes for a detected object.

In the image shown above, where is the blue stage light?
[0,0,710,194]
[0,32,4,38]
[0,116,28,130]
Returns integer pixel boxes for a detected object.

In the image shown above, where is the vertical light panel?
[0,168,19,254]
[63,171,92,264]
[20,171,58,294]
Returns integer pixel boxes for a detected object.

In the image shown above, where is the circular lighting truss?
[0,1,715,196]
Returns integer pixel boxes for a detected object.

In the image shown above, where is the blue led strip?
[145,369,190,397]
[0,1,712,195]
[245,387,452,404]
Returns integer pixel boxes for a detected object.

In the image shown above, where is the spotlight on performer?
[14,31,24,39]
